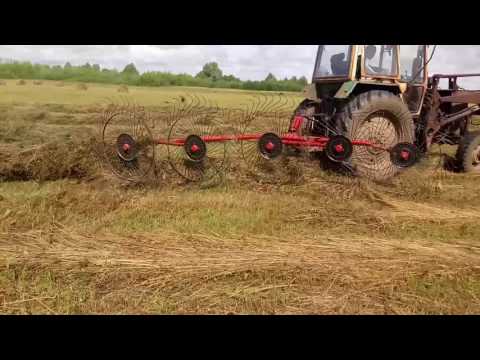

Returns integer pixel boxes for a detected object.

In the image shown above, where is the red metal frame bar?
[156,134,389,151]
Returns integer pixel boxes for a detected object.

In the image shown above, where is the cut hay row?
[1,228,479,314]
[0,139,101,182]
[2,228,479,268]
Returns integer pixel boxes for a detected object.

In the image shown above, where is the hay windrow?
[1,229,479,314]
[0,139,101,182]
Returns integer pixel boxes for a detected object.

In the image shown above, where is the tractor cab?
[307,45,428,115]
[293,45,480,179]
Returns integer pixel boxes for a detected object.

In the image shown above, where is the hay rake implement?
[100,44,480,184]
[98,94,419,184]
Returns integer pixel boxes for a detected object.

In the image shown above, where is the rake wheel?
[100,103,156,183]
[237,95,306,180]
[166,99,228,182]
[239,125,287,173]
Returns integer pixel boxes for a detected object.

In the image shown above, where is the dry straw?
[118,85,129,93]
[0,227,478,314]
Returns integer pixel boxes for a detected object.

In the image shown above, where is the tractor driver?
[364,45,378,74]
[330,52,349,76]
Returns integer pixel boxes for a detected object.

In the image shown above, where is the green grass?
[0,81,479,314]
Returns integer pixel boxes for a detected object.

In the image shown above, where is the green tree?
[196,62,223,81]
[0,59,305,92]
[299,76,308,85]
[223,74,240,82]
[265,73,277,82]
[122,63,139,76]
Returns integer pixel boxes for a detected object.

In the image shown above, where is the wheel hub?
[400,150,410,160]
[265,141,276,151]
[116,134,139,162]
[258,133,283,160]
[325,135,353,163]
[390,143,418,168]
[184,135,207,162]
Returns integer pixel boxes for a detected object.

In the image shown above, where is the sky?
[0,45,479,88]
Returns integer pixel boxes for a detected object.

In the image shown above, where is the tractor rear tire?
[334,90,415,181]
[455,130,480,173]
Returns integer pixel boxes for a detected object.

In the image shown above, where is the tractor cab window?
[364,45,398,77]
[399,45,426,83]
[314,45,352,78]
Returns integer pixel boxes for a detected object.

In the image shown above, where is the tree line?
[0,60,309,92]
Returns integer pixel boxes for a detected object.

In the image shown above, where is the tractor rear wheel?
[334,90,415,181]
[455,130,480,173]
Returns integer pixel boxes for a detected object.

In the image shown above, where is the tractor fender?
[334,81,358,99]
[302,84,318,101]
[337,81,403,100]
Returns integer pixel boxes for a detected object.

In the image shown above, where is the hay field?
[0,79,273,107]
[0,80,479,314]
